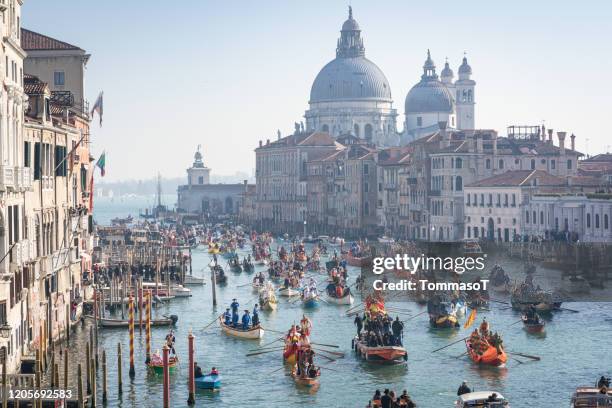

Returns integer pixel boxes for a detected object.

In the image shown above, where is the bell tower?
[187,145,211,186]
[455,54,475,130]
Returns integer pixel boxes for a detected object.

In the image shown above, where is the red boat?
[465,338,507,367]
[353,340,407,364]
[521,315,545,333]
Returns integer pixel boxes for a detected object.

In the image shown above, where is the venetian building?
[304,7,399,147]
[403,51,475,143]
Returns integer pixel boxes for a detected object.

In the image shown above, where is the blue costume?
[252,309,259,327]
[223,309,231,325]
[241,312,251,330]
[230,300,239,326]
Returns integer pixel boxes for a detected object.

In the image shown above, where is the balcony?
[0,166,15,190]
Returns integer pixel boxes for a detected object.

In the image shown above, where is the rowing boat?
[353,337,407,364]
[291,368,319,388]
[326,291,354,305]
[278,287,299,297]
[95,315,178,328]
[521,315,545,333]
[343,253,371,267]
[195,374,222,390]
[219,318,264,339]
[183,274,205,285]
[465,338,507,367]
[147,356,179,374]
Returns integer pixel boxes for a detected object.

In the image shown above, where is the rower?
[194,362,203,378]
[252,304,260,327]
[230,298,240,326]
[241,310,251,330]
[165,330,176,356]
[209,367,219,376]
[391,317,404,346]
[223,308,232,325]
[457,381,471,396]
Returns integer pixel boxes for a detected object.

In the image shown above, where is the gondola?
[521,314,545,333]
[290,367,319,388]
[325,290,354,305]
[343,253,371,267]
[219,318,264,339]
[95,315,178,328]
[147,355,179,374]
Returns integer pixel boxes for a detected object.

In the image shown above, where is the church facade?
[303,7,476,147]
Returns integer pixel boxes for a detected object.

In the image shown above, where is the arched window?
[354,124,360,137]
[587,213,591,228]
[605,214,609,229]
[531,159,536,170]
[322,124,329,133]
[486,159,491,169]
[526,211,530,224]
[364,124,373,140]
[455,176,463,191]
[455,158,462,169]
[499,160,504,169]
[595,214,600,228]
[540,211,544,225]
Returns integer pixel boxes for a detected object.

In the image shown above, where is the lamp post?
[303,220,307,238]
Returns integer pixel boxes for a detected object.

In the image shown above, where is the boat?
[278,287,300,297]
[255,258,269,266]
[489,265,511,294]
[326,290,354,305]
[183,274,205,285]
[302,292,320,308]
[171,285,192,297]
[465,338,507,367]
[96,315,178,328]
[252,281,264,293]
[427,298,460,329]
[343,252,371,267]
[195,374,222,390]
[290,367,319,388]
[259,292,278,311]
[455,391,509,407]
[564,275,591,294]
[521,314,545,333]
[283,343,299,365]
[353,338,407,364]
[571,386,612,407]
[462,238,484,258]
[147,355,179,374]
[219,318,264,339]
[510,283,561,312]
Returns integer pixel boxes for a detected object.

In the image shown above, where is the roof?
[466,170,563,188]
[256,131,341,151]
[582,153,612,163]
[378,146,411,166]
[21,28,83,51]
[23,74,48,95]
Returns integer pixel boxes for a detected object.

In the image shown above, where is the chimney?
[557,131,566,155]
[259,140,262,147]
[439,121,450,148]
[266,139,270,145]
[541,125,546,142]
[570,133,576,151]
[547,129,553,144]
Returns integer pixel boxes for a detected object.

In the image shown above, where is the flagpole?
[54,131,88,174]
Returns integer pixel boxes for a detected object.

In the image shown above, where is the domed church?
[304,7,399,146]
[403,51,476,143]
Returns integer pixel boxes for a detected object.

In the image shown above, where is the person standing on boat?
[194,362,203,378]
[165,330,176,356]
[241,310,251,330]
[391,317,404,346]
[457,381,471,396]
[300,315,312,337]
[354,314,363,336]
[230,299,240,326]
[252,305,260,327]
[223,308,232,325]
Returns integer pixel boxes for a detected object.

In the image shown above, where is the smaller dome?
[342,6,360,31]
[405,80,454,114]
[441,61,454,78]
[458,56,472,75]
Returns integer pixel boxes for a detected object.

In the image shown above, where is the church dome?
[309,6,392,104]
[405,50,454,114]
[310,57,392,103]
[458,56,472,75]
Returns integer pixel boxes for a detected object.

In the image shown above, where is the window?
[455,158,462,169]
[567,159,572,170]
[364,201,369,216]
[540,211,544,225]
[551,160,556,170]
[198,176,204,184]
[416,117,422,127]
[596,214,600,229]
[605,214,609,229]
[364,164,369,175]
[511,194,516,207]
[486,159,491,169]
[480,194,484,207]
[0,302,5,326]
[364,124,373,140]
[455,176,462,191]
[488,194,492,207]
[322,124,329,133]
[466,194,471,206]
[54,146,67,176]
[34,143,41,180]
[504,194,508,207]
[587,213,591,228]
[531,159,536,170]
[499,159,504,169]
[24,142,31,168]
[54,71,65,86]
[364,182,369,193]
[354,124,360,137]
[525,211,530,224]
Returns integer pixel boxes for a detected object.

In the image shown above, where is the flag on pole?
[88,173,95,212]
[91,91,103,126]
[464,308,477,329]
[96,152,106,177]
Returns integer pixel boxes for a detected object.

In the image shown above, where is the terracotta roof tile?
[21,28,82,51]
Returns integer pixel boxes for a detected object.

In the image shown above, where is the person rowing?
[223,308,232,325]
[241,310,251,330]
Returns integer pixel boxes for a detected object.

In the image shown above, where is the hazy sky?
[24,0,612,181]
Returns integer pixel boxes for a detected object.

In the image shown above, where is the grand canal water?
[84,196,612,407]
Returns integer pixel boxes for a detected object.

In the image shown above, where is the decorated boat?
[353,339,407,364]
[147,354,179,374]
[259,289,278,311]
[465,338,507,367]
[290,367,319,388]
[195,374,222,390]
[219,318,264,339]
[427,298,460,329]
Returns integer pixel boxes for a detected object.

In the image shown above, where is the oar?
[317,353,336,362]
[431,336,468,353]
[404,310,427,321]
[454,351,467,359]
[202,313,223,331]
[511,356,524,365]
[489,299,510,305]
[508,351,541,361]
[263,328,285,335]
[236,283,252,288]
[559,307,580,313]
[246,349,280,357]
[319,365,341,372]
[508,319,523,327]
[310,342,340,349]
[264,366,286,376]
[248,346,284,353]
[313,348,344,357]
[254,336,284,349]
